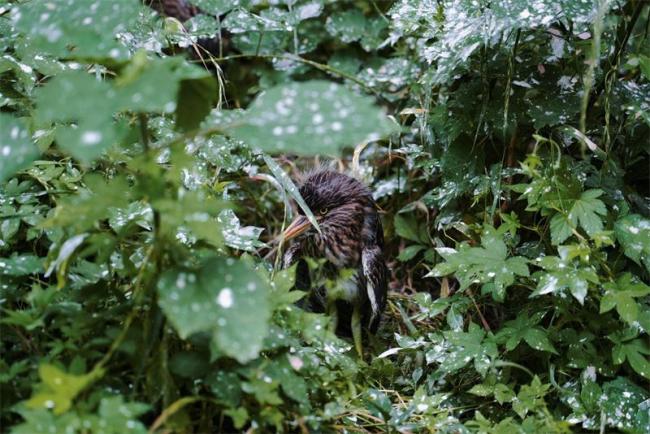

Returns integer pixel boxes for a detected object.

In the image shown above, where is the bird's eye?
[319,207,328,215]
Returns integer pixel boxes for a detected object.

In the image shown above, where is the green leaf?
[626,346,650,380]
[394,214,424,243]
[523,328,557,354]
[325,10,366,43]
[35,58,217,163]
[0,254,43,276]
[496,312,556,354]
[217,209,265,252]
[599,377,650,432]
[430,226,529,301]
[157,256,270,363]
[13,0,145,62]
[34,71,124,162]
[427,323,498,376]
[0,114,40,182]
[229,81,396,155]
[615,214,650,273]
[25,364,103,415]
[568,189,607,236]
[550,189,607,245]
[550,212,573,245]
[97,396,149,434]
[397,245,425,262]
[531,255,599,304]
[600,273,650,324]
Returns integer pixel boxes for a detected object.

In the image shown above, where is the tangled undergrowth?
[1,0,649,433]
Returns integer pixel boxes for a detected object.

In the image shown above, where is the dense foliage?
[1,0,649,432]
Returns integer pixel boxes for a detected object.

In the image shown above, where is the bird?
[281,169,388,356]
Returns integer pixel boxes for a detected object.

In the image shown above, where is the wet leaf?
[157,256,270,363]
[615,214,650,273]
[13,0,145,62]
[229,81,396,155]
[0,114,40,182]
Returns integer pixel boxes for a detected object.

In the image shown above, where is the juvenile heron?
[281,170,388,355]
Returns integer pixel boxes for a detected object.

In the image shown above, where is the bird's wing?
[361,245,388,332]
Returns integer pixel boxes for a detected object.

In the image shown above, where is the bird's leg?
[327,292,338,333]
[351,303,363,358]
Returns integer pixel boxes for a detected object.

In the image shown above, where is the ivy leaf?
[157,256,270,363]
[229,80,396,155]
[496,312,557,354]
[430,226,529,301]
[25,364,103,415]
[427,323,498,376]
[600,273,650,324]
[615,214,650,273]
[531,255,599,304]
[550,189,607,245]
[0,114,40,182]
[568,189,607,236]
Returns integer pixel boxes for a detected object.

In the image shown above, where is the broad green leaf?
[34,71,124,162]
[427,323,498,376]
[157,256,270,363]
[397,245,425,262]
[600,273,650,324]
[527,91,580,129]
[229,81,396,155]
[25,364,103,415]
[568,189,607,236]
[523,328,557,354]
[96,396,149,434]
[0,114,39,182]
[531,255,599,304]
[615,214,650,273]
[13,0,145,61]
[35,58,217,162]
[394,214,424,243]
[599,378,650,432]
[325,10,366,43]
[550,189,607,245]
[0,254,43,276]
[496,312,556,354]
[430,226,529,301]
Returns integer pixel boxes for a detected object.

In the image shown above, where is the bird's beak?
[282,215,312,241]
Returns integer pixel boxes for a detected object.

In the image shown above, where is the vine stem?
[191,53,381,97]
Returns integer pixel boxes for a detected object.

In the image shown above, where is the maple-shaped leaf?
[531,255,600,304]
[426,323,498,376]
[429,226,529,301]
[600,273,650,324]
[550,189,607,245]
[495,311,557,354]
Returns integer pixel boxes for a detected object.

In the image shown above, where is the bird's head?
[282,170,374,247]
